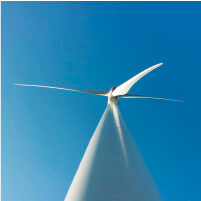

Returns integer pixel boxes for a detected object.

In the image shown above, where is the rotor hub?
[108,86,118,105]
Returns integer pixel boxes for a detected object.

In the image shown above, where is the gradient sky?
[2,2,201,201]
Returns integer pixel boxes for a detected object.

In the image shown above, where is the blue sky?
[2,2,201,201]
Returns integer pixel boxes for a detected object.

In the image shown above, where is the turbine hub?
[108,86,118,105]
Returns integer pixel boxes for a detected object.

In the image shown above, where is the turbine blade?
[120,94,185,103]
[112,63,163,96]
[14,84,108,96]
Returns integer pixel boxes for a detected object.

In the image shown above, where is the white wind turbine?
[15,63,184,201]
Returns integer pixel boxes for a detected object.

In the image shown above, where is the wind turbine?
[15,63,184,201]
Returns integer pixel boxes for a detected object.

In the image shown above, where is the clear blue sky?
[2,2,201,201]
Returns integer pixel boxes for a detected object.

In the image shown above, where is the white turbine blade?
[120,94,185,103]
[14,84,108,96]
[112,63,163,96]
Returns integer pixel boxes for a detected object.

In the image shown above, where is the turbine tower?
[15,63,184,201]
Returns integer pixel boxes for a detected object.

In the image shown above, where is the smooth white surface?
[14,84,108,96]
[120,94,185,102]
[64,102,162,201]
[112,63,163,96]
